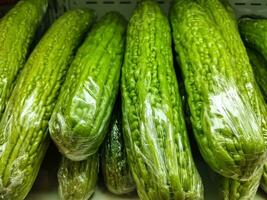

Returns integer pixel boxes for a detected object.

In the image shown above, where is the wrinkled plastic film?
[201,76,266,180]
[239,18,267,193]
[220,166,263,200]
[58,154,99,200]
[0,9,94,200]
[202,0,267,148]
[123,93,204,200]
[0,116,50,200]
[49,12,126,161]
[101,99,135,195]
[171,0,267,180]
[50,71,118,161]
[0,0,48,119]
[202,0,267,179]
[121,1,204,200]
[245,44,267,197]
[239,18,267,192]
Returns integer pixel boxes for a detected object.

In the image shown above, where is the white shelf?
[48,0,267,20]
[26,187,267,200]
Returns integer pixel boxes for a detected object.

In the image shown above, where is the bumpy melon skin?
[0,9,95,200]
[221,167,263,200]
[239,18,267,194]
[0,0,48,119]
[58,154,99,200]
[49,12,127,161]
[101,100,135,195]
[122,1,203,199]
[171,0,267,181]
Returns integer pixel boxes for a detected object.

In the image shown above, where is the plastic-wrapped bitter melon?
[246,48,267,194]
[171,0,267,180]
[239,19,267,193]
[220,167,263,200]
[49,12,126,161]
[0,10,95,200]
[0,0,48,118]
[58,154,99,200]
[121,1,203,199]
[101,99,135,195]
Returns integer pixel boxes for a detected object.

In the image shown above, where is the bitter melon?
[49,12,126,161]
[121,1,203,199]
[101,99,135,195]
[171,0,267,180]
[58,154,99,200]
[246,48,267,102]
[221,167,263,200]
[0,9,95,200]
[247,48,267,193]
[239,19,267,192]
[239,19,267,61]
[0,0,48,119]
[239,19,267,104]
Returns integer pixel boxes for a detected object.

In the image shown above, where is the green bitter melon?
[101,99,135,195]
[49,12,126,161]
[0,9,95,200]
[58,154,99,200]
[121,1,204,199]
[239,18,267,193]
[170,0,267,180]
[220,167,263,200]
[0,0,48,119]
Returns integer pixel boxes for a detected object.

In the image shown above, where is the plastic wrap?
[0,9,94,200]
[248,47,267,193]
[49,12,126,161]
[0,0,48,120]
[171,0,267,180]
[101,98,135,195]
[121,1,204,200]
[58,154,99,200]
[220,166,263,200]
[239,19,267,194]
